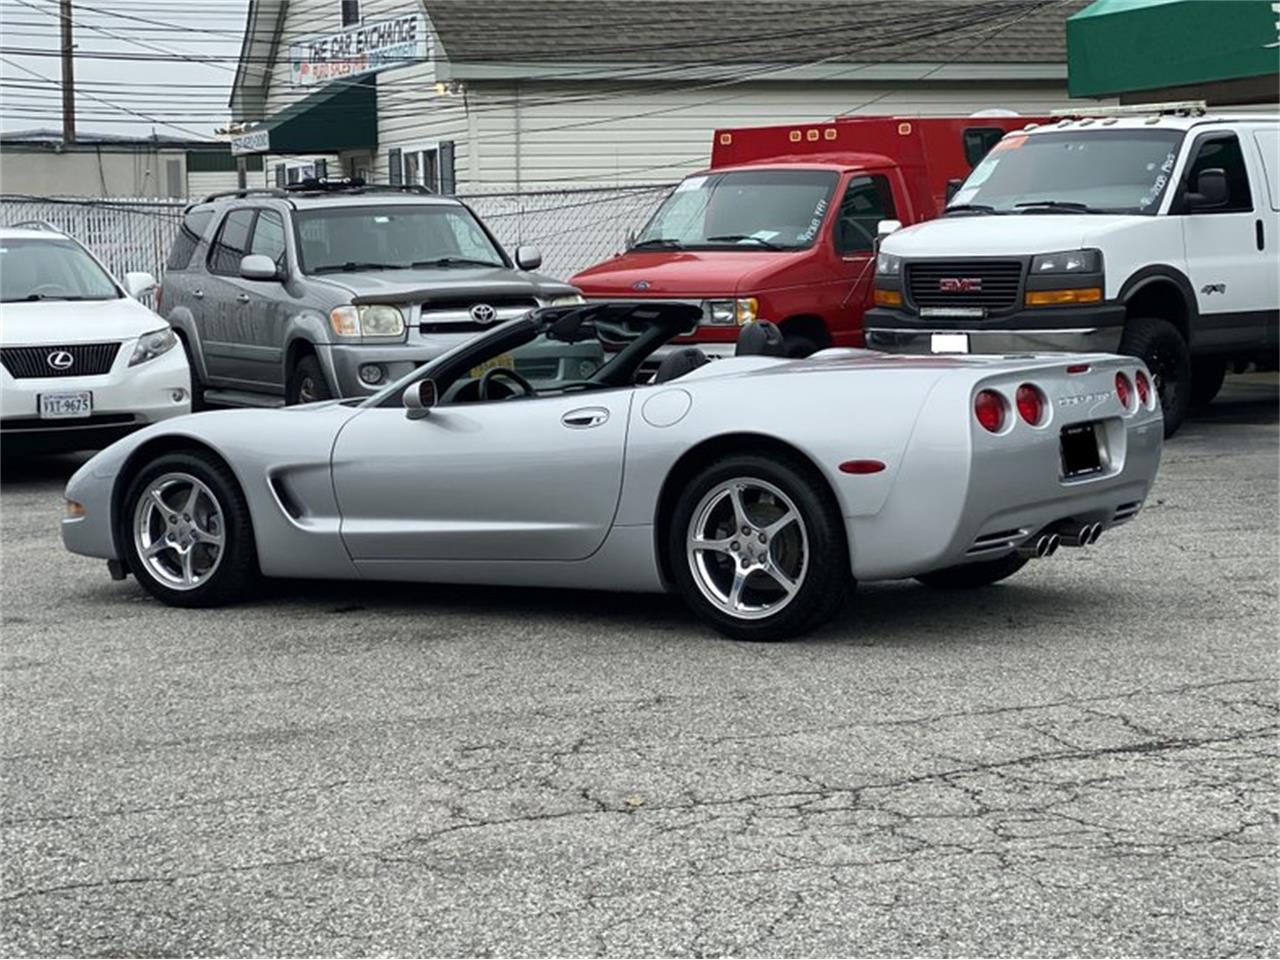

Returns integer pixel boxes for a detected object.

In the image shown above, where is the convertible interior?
[391,301,788,407]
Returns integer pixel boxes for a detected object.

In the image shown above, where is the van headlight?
[1031,249,1102,274]
[876,251,902,276]
[128,327,177,366]
[704,297,758,325]
[329,304,405,337]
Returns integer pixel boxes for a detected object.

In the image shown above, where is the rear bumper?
[865,303,1126,355]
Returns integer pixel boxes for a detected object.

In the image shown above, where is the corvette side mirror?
[403,379,437,420]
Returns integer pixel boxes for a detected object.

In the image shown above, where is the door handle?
[236,293,250,304]
[192,289,204,299]
[562,406,609,428]
[1257,219,1265,251]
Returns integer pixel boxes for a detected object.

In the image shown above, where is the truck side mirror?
[1186,168,1228,211]
[945,178,964,203]
[515,245,543,271]
[402,379,437,420]
[624,227,637,249]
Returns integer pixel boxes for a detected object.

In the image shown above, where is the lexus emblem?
[632,280,652,291]
[469,303,497,324]
[46,350,74,371]
[939,277,982,293]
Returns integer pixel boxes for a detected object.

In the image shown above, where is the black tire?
[1189,357,1227,408]
[782,335,819,358]
[915,553,1029,590]
[667,452,850,641]
[1119,316,1190,438]
[287,354,333,405]
[175,332,207,411]
[120,450,260,607]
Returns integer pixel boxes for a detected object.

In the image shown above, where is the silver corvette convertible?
[61,302,1163,641]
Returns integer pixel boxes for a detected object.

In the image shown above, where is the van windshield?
[294,204,508,274]
[949,129,1186,215]
[633,170,838,251]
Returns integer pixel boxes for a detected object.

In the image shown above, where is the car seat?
[735,320,786,357]
[652,347,710,383]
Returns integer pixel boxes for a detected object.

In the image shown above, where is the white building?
[228,0,1096,194]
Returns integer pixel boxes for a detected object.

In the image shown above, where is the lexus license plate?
[39,391,92,419]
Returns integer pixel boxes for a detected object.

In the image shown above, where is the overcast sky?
[1,0,249,139]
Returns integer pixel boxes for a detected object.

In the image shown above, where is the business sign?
[230,128,271,156]
[289,14,428,87]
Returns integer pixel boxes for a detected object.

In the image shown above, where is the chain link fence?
[0,184,674,285]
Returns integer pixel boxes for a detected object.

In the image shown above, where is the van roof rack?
[1050,100,1207,118]
[200,187,288,203]
[284,177,436,196]
[7,219,64,233]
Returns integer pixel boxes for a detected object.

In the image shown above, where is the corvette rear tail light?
[1115,371,1133,410]
[1135,369,1150,406]
[974,389,1006,433]
[1015,383,1046,426]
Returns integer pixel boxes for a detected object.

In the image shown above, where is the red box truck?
[571,114,1049,356]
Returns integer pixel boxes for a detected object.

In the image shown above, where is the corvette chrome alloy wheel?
[132,472,225,590]
[686,477,809,621]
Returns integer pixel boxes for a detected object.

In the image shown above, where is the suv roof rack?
[1050,100,1208,118]
[200,187,289,203]
[284,177,437,196]
[7,219,65,233]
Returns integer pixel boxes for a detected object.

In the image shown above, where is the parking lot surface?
[1,376,1277,957]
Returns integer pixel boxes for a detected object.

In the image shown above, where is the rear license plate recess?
[1060,422,1103,478]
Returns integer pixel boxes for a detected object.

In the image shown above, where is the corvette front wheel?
[121,451,260,607]
[669,454,850,641]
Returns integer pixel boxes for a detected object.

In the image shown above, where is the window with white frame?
[389,142,456,193]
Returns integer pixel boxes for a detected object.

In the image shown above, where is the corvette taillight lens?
[1115,372,1133,410]
[1135,370,1150,406]
[1016,384,1046,426]
[974,390,1006,433]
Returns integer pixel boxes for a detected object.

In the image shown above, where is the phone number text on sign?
[289,15,429,87]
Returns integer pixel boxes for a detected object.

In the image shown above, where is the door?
[830,172,898,343]
[200,207,257,383]
[1248,126,1280,349]
[236,208,290,389]
[331,389,633,562]
[1179,132,1269,351]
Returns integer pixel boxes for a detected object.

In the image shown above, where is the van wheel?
[1190,357,1227,407]
[287,354,333,405]
[1120,317,1190,438]
[783,335,819,358]
[667,453,850,641]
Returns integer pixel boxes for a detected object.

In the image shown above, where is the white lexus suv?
[1,224,191,453]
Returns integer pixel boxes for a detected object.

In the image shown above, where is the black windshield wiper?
[312,261,404,273]
[630,238,683,250]
[944,203,999,216]
[704,234,782,250]
[410,257,505,269]
[1014,200,1101,214]
[6,293,112,302]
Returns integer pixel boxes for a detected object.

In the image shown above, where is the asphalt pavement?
[1,375,1277,957]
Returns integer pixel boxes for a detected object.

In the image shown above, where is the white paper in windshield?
[675,176,708,193]
[750,230,781,241]
[951,187,979,206]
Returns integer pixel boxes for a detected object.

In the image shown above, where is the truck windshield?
[0,238,120,302]
[633,170,838,250]
[293,204,508,274]
[950,129,1186,215]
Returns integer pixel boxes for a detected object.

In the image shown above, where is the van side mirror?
[1187,168,1228,211]
[124,271,157,299]
[515,245,543,271]
[624,227,637,249]
[944,178,964,203]
[240,254,280,281]
[402,379,437,419]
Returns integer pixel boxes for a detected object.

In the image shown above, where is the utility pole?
[59,0,75,143]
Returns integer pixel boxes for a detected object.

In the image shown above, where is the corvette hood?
[0,297,164,346]
[572,249,809,298]
[882,213,1148,257]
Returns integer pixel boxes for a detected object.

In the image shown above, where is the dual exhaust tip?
[1016,522,1102,559]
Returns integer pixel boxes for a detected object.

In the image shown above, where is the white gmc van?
[865,106,1279,436]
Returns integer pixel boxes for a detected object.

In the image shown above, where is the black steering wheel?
[478,366,535,401]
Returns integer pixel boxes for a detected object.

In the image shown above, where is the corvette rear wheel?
[669,454,849,641]
[122,451,259,607]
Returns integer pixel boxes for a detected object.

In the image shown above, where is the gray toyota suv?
[159,182,592,406]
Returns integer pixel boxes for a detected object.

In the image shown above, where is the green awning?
[1067,0,1280,101]
[230,78,376,155]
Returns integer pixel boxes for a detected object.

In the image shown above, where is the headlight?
[703,297,758,325]
[546,293,586,307]
[128,327,177,366]
[876,252,902,276]
[1031,249,1102,274]
[329,304,405,338]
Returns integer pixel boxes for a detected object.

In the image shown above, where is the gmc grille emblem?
[939,277,982,293]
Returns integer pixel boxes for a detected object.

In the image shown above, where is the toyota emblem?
[469,303,497,324]
[46,350,74,371]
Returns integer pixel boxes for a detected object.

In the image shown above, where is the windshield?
[293,204,508,274]
[950,129,1187,215]
[634,169,838,250]
[0,237,120,302]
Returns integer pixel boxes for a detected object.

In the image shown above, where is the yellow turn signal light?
[873,288,903,307]
[1025,287,1102,307]
[65,500,85,517]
